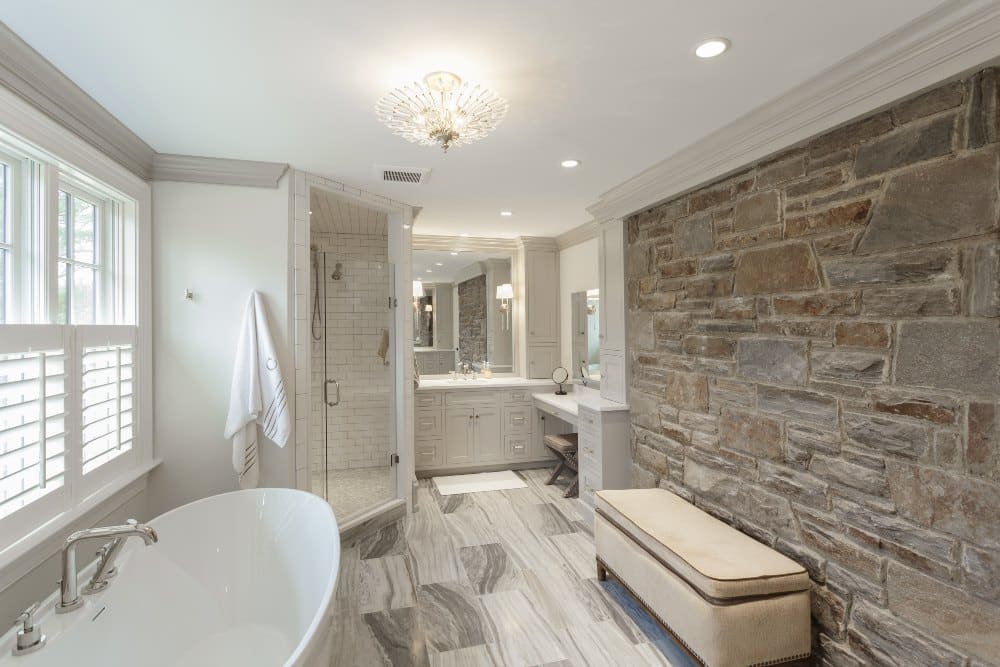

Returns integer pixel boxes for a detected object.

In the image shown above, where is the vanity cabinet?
[416,383,554,474]
[598,219,628,403]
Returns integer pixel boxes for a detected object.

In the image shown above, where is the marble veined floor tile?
[428,644,500,667]
[363,606,430,667]
[359,554,417,614]
[406,514,465,585]
[358,521,408,560]
[442,505,500,548]
[516,503,576,537]
[547,531,598,580]
[559,619,663,666]
[459,543,523,595]
[333,546,362,615]
[417,582,494,652]
[480,589,568,666]
[330,610,390,667]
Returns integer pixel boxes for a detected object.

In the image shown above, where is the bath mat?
[433,470,528,495]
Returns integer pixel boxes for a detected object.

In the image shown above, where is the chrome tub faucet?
[56,519,158,613]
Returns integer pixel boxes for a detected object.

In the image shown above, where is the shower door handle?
[324,379,340,407]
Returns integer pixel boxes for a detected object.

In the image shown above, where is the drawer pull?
[419,421,434,428]
[512,417,526,424]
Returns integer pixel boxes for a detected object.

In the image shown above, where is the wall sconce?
[496,283,513,331]
[413,280,424,311]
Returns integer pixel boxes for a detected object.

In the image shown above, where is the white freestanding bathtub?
[0,488,340,667]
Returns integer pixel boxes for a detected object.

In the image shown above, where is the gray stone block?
[737,338,808,385]
[895,320,1000,395]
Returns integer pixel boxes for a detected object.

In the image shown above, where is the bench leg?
[545,460,566,485]
[564,474,579,498]
[596,559,607,581]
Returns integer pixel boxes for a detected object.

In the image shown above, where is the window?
[0,125,145,556]
[56,187,103,324]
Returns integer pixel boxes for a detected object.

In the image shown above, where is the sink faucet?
[56,520,158,613]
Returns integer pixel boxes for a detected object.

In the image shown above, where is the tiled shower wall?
[310,231,392,472]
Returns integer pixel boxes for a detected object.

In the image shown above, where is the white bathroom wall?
[148,176,294,517]
[559,237,599,372]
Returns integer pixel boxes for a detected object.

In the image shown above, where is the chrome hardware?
[82,519,138,595]
[57,521,158,614]
[324,379,340,407]
[12,602,45,656]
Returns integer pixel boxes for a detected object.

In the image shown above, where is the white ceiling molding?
[555,221,600,250]
[152,153,288,188]
[0,21,155,179]
[587,0,1000,222]
[516,236,559,251]
[413,235,518,252]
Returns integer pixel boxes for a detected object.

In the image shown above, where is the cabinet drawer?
[505,434,531,459]
[416,409,442,437]
[503,406,533,434]
[578,407,600,433]
[415,439,443,469]
[416,392,442,409]
[503,389,533,404]
[445,391,495,407]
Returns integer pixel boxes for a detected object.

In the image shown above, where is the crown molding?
[0,21,155,180]
[152,153,288,188]
[413,235,518,252]
[587,0,1000,221]
[555,221,600,250]
[516,236,559,251]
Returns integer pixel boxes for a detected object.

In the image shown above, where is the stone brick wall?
[625,69,1000,664]
[458,274,487,363]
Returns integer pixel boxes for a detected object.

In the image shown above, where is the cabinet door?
[600,350,626,403]
[526,344,560,379]
[444,408,475,465]
[600,220,625,352]
[475,408,504,463]
[526,250,559,342]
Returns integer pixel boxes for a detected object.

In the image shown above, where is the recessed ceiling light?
[450,251,459,256]
[435,262,444,266]
[561,159,580,168]
[402,223,411,229]
[500,210,513,217]
[426,269,433,273]
[460,233,469,237]
[695,38,730,59]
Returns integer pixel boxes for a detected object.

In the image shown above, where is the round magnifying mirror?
[552,366,569,395]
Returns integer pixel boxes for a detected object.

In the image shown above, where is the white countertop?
[417,376,554,390]
[534,387,630,414]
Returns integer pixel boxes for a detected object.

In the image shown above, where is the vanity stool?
[543,433,579,497]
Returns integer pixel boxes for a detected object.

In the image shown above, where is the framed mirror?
[571,289,600,387]
[412,248,514,376]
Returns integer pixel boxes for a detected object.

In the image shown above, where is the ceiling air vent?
[377,165,431,184]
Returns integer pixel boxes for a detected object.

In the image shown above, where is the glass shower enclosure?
[310,249,397,521]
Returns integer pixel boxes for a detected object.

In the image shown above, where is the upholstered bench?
[594,489,811,667]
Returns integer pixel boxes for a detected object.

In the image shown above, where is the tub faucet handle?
[12,602,46,655]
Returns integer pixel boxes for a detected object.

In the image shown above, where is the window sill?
[0,459,161,592]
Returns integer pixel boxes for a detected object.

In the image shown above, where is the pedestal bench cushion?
[595,489,808,600]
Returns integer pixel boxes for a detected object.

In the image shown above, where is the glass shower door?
[316,251,397,520]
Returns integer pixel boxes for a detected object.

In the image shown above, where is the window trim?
[55,181,109,325]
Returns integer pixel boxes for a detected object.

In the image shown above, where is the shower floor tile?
[314,466,394,520]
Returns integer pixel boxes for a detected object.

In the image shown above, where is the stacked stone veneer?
[625,69,1000,664]
[458,274,487,363]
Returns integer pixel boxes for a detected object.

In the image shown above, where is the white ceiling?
[413,250,510,284]
[1,1,949,237]
[310,187,388,237]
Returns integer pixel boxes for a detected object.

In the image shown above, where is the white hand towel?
[224,291,290,489]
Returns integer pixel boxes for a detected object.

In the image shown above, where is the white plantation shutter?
[0,325,138,550]
[77,326,137,493]
[0,326,71,551]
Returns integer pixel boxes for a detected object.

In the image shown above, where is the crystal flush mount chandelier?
[375,71,508,152]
